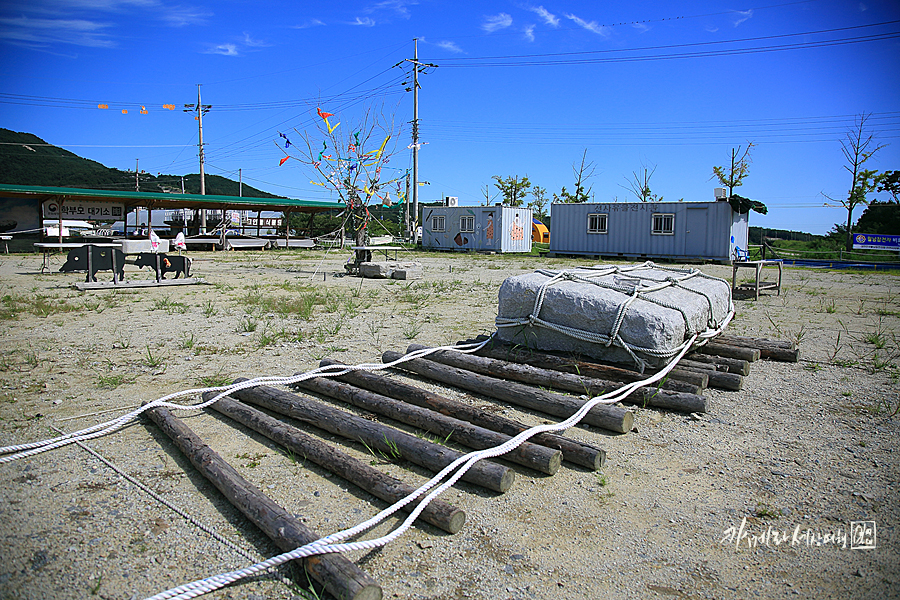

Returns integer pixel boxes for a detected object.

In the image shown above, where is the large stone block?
[359,261,424,280]
[495,264,733,368]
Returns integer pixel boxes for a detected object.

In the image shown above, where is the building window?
[587,213,608,234]
[460,215,475,232]
[651,213,675,235]
[432,215,445,232]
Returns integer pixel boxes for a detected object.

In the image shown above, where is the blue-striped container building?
[547,200,748,262]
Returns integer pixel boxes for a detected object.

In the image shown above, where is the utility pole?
[402,39,436,244]
[135,159,140,192]
[404,171,410,238]
[184,84,211,232]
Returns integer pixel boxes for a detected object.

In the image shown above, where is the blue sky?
[1,0,898,235]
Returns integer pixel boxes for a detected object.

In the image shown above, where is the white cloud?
[732,9,753,27]
[565,13,609,36]
[206,42,237,56]
[241,32,268,47]
[482,13,512,32]
[0,15,115,47]
[523,24,535,42]
[368,0,416,19]
[437,40,463,53]
[528,5,558,27]
[293,19,325,29]
[159,6,211,27]
[351,16,376,26]
[859,2,868,11]
[631,22,649,34]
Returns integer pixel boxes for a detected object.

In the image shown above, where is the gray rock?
[495,264,732,367]
[359,261,424,280]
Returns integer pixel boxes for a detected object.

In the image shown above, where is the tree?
[528,185,548,221]
[825,113,886,252]
[552,149,596,203]
[711,142,755,199]
[492,175,531,207]
[287,104,402,258]
[622,162,659,202]
[876,170,900,202]
[855,199,900,235]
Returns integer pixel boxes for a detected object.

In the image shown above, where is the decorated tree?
[277,105,404,264]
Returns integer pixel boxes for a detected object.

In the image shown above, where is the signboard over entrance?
[852,233,900,251]
[43,200,124,220]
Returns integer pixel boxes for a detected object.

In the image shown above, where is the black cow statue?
[60,245,126,283]
[134,253,191,279]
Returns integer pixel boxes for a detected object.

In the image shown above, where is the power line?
[427,20,900,67]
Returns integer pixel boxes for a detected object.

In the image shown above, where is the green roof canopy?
[0,183,343,213]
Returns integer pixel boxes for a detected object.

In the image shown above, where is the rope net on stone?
[495,261,734,372]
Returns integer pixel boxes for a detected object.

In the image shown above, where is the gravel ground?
[0,248,897,600]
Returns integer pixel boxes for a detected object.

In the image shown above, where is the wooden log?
[204,393,466,534]
[679,358,728,372]
[292,375,562,475]
[714,334,795,349]
[407,344,710,414]
[228,380,514,494]
[320,358,606,471]
[143,404,381,600]
[694,342,761,362]
[664,363,743,391]
[684,353,751,376]
[382,351,634,434]
[713,335,800,362]
[472,340,705,394]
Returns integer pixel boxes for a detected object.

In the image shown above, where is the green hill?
[0,128,284,198]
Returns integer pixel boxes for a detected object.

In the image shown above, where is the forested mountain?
[0,128,284,198]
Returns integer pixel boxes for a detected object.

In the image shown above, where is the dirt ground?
[0,248,897,600]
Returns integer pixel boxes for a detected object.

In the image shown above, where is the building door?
[685,207,708,257]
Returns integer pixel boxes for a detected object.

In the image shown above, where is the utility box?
[422,206,532,253]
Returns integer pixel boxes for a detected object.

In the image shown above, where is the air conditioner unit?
[714,188,728,200]
[445,196,459,207]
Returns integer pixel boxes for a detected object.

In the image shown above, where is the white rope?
[0,260,734,599]
[144,318,729,600]
[497,261,733,370]
[0,340,490,464]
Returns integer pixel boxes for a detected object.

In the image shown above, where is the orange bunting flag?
[97,104,108,109]
[279,156,290,166]
[316,107,334,120]
[121,109,128,114]
[140,106,148,114]
[163,104,175,110]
